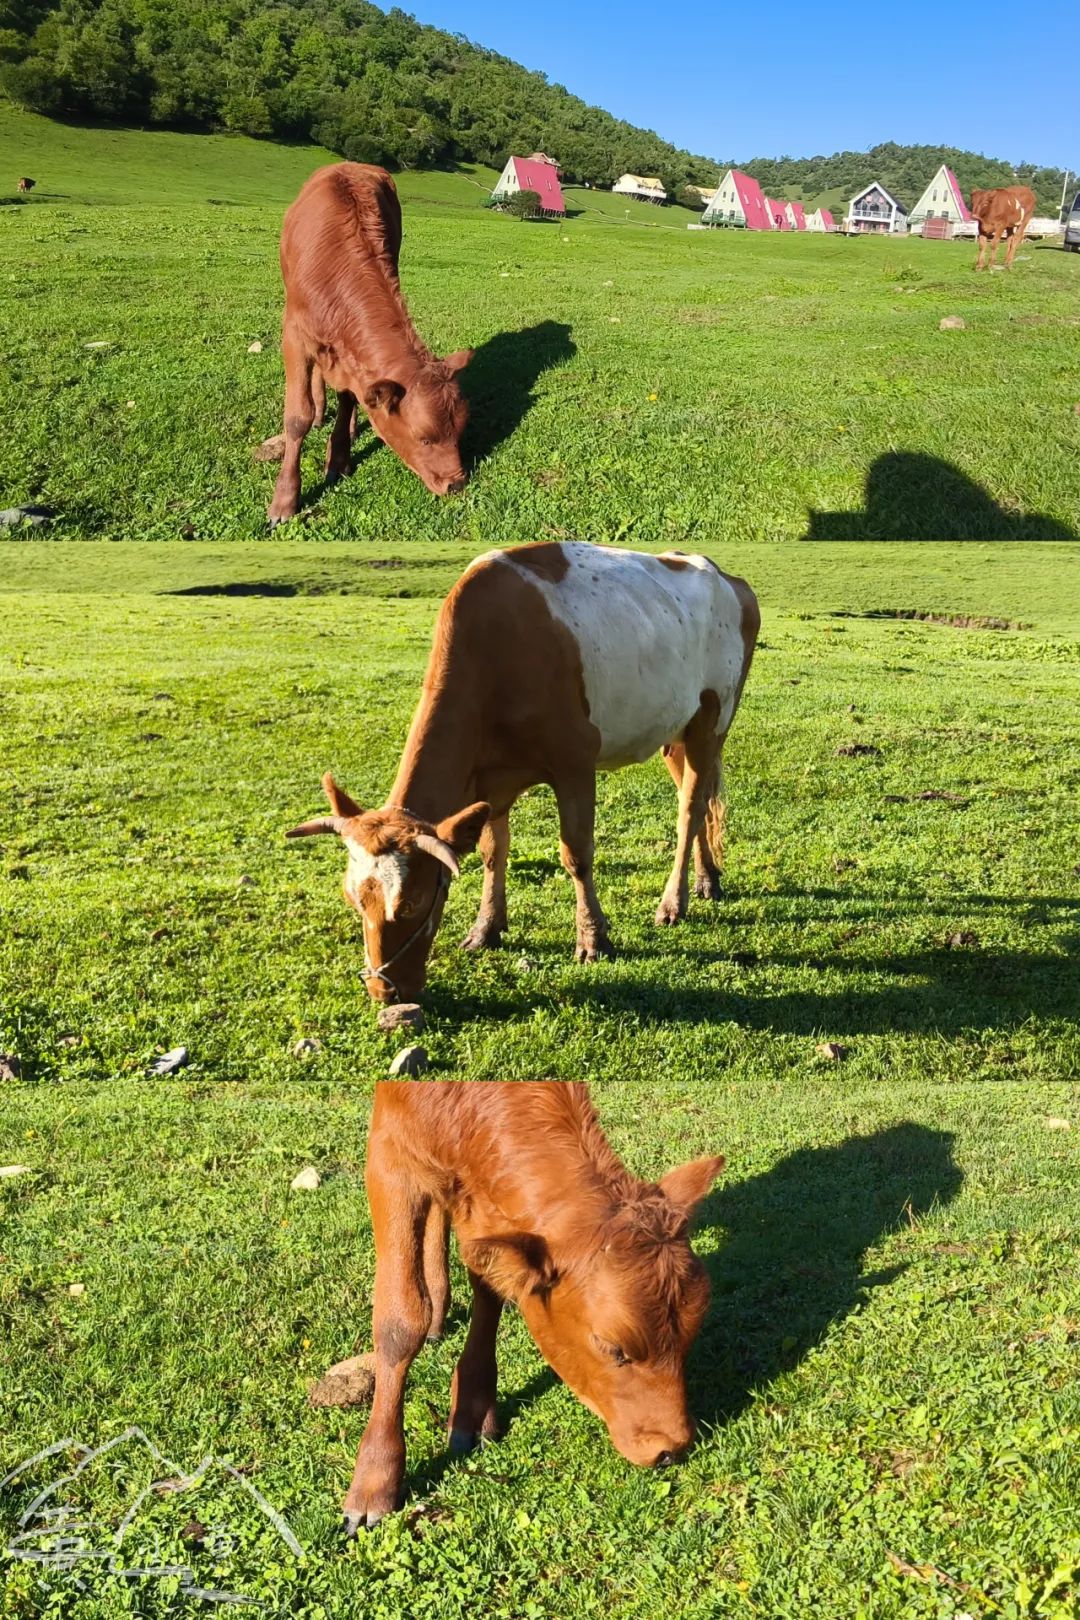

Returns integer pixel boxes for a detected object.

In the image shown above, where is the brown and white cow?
[287,542,759,1002]
[16,177,35,193]
[342,1079,724,1531]
[268,163,473,526]
[971,185,1037,270]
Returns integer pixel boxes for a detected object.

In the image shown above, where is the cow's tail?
[702,755,727,872]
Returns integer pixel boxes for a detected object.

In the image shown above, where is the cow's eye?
[595,1337,630,1366]
[419,436,434,447]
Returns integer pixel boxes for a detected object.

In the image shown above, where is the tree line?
[1,1,1070,213]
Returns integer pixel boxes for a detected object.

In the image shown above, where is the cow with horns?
[287,542,759,1002]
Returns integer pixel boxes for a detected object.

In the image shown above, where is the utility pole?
[1061,169,1072,221]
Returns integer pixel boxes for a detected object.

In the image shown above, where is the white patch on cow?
[345,841,410,920]
[499,544,749,767]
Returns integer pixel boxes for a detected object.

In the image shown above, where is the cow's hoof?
[575,936,616,964]
[448,1427,478,1455]
[694,872,724,901]
[461,924,504,951]
[342,1511,366,1538]
[654,899,685,927]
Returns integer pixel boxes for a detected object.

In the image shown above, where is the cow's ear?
[363,379,405,413]
[659,1155,726,1218]
[467,1232,558,1300]
[436,801,490,856]
[443,348,474,374]
[322,772,363,819]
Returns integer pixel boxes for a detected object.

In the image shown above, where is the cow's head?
[464,1155,725,1467]
[287,773,489,1003]
[362,351,473,496]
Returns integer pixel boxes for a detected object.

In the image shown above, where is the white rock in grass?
[939,315,966,331]
[150,1046,189,1075]
[291,1165,322,1191]
[1045,1117,1071,1130]
[67,1282,86,1297]
[389,1046,428,1077]
[247,340,263,353]
[0,1165,33,1179]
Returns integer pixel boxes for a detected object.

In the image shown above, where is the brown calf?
[16,177,35,193]
[268,163,473,525]
[971,186,1037,270]
[287,542,759,1003]
[343,1080,724,1531]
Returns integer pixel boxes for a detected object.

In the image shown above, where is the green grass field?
[2,538,1079,1616]
[2,101,1080,1620]
[2,105,1079,541]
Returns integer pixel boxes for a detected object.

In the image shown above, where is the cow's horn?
[413,833,460,879]
[285,816,346,838]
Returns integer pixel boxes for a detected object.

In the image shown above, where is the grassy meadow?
[2,105,1079,541]
[2,99,1080,1620]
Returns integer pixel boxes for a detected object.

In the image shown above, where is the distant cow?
[970,186,1037,270]
[16,177,35,193]
[288,542,759,1003]
[268,163,473,525]
[341,1079,724,1530]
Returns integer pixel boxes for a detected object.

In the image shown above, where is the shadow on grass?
[805,452,1077,540]
[461,320,576,468]
[690,1122,962,1427]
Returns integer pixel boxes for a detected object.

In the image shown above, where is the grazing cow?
[268,163,473,526]
[342,1079,724,1531]
[287,542,759,1003]
[16,177,35,193]
[970,185,1037,270]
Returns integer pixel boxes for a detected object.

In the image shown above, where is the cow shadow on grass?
[460,320,576,468]
[688,1122,962,1430]
[805,451,1077,540]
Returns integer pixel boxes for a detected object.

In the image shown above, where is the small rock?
[182,1520,207,1546]
[515,956,539,974]
[947,931,978,949]
[0,1165,33,1179]
[389,1046,429,1077]
[67,1282,85,1297]
[0,506,52,528]
[253,434,286,463]
[58,1033,79,1048]
[815,1041,850,1062]
[939,316,966,331]
[0,1053,22,1081]
[308,1353,377,1409]
[1045,1117,1071,1130]
[835,742,881,757]
[377,1003,425,1034]
[247,340,263,353]
[290,1165,321,1191]
[237,874,255,888]
[84,340,111,348]
[150,1046,188,1075]
[292,1037,322,1058]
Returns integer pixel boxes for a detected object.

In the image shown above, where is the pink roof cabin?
[786,201,807,231]
[818,207,835,229]
[943,167,972,221]
[732,171,771,230]
[766,197,789,230]
[509,156,565,214]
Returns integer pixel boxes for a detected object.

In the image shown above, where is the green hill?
[3,1,1073,211]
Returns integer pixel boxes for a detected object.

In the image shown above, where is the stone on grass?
[67,1282,85,1297]
[389,1046,429,1077]
[815,1041,850,1062]
[376,1003,425,1034]
[290,1165,322,1191]
[150,1046,189,1075]
[947,931,978,949]
[253,434,286,463]
[247,340,263,353]
[0,506,52,528]
[0,1053,23,1081]
[292,1037,322,1058]
[1045,1117,1071,1130]
[939,315,966,331]
[308,1353,377,1409]
[0,1165,33,1179]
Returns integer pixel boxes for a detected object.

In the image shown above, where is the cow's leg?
[343,1158,432,1533]
[424,1201,451,1342]
[1006,222,1027,268]
[554,774,615,962]
[656,696,722,926]
[974,231,987,270]
[663,745,724,901]
[462,812,510,951]
[447,1272,504,1453]
[325,389,357,485]
[989,229,1005,268]
[268,324,315,527]
[312,366,327,429]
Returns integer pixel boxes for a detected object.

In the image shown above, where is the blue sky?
[409,0,1078,170]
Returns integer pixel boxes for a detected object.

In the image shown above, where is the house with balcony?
[844,181,907,234]
[612,174,668,204]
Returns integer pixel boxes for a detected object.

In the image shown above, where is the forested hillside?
[1,1,1071,210]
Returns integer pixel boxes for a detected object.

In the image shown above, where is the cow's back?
[456,544,757,768]
[280,163,402,302]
